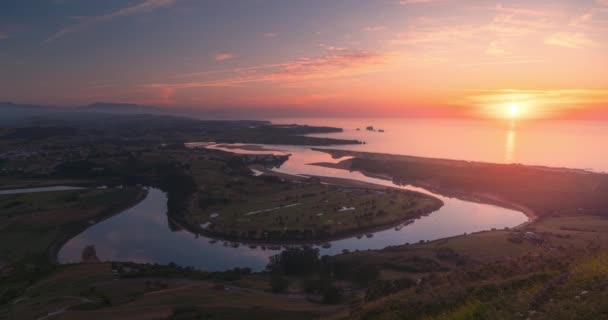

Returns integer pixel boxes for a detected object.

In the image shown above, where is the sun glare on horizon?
[508,104,521,119]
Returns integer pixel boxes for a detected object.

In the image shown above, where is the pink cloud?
[319,43,348,51]
[400,0,440,5]
[364,26,387,31]
[143,49,398,98]
[494,4,551,17]
[272,51,389,78]
[214,53,237,61]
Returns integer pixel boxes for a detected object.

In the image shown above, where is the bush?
[436,247,466,265]
[352,264,380,286]
[270,275,289,293]
[322,285,343,304]
[300,277,320,294]
[365,278,416,302]
[0,288,18,304]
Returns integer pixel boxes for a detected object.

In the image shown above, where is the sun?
[508,104,520,118]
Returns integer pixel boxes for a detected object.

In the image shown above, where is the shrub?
[270,275,289,293]
[322,285,343,304]
[352,264,380,286]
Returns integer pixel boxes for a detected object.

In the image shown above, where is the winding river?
[55,144,527,271]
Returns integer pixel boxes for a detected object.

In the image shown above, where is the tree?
[266,247,320,276]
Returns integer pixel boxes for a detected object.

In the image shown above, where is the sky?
[1,0,608,119]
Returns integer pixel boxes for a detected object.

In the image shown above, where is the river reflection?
[58,145,528,271]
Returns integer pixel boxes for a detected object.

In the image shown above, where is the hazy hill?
[80,102,166,114]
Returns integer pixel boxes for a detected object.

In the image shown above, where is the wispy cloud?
[390,25,478,46]
[364,26,387,32]
[399,0,440,5]
[319,43,348,52]
[214,53,237,61]
[0,32,7,40]
[143,49,398,100]
[485,40,508,56]
[271,51,391,81]
[494,4,551,17]
[460,59,544,68]
[569,13,593,28]
[44,0,179,43]
[544,32,597,49]
[263,32,277,37]
[390,4,554,47]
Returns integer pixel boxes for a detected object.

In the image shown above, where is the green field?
[189,181,442,242]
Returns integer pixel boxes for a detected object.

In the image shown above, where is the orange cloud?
[544,32,598,49]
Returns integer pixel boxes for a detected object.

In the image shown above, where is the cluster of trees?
[161,170,197,217]
[266,247,321,275]
[0,253,57,305]
[115,262,252,282]
[266,247,343,303]
[265,247,384,304]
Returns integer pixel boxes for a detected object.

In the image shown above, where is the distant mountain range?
[0,101,351,122]
[80,102,164,114]
[0,102,224,124]
[1,101,165,114]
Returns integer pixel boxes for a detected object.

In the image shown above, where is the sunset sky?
[1,0,607,119]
